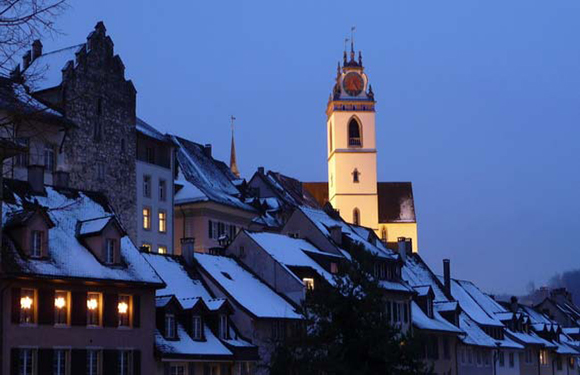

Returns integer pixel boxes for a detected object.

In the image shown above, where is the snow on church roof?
[195,253,302,320]
[1,180,163,285]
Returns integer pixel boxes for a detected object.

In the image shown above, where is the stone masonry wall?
[61,22,137,241]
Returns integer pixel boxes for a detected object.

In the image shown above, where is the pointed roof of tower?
[230,116,240,178]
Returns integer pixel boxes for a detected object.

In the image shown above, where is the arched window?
[352,168,360,183]
[348,118,361,147]
[353,208,360,226]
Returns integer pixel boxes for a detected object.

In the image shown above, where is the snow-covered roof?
[136,117,171,143]
[23,44,85,92]
[172,135,254,212]
[1,180,163,285]
[0,78,63,119]
[445,278,503,327]
[142,253,213,301]
[174,171,208,205]
[458,312,498,348]
[244,231,340,285]
[402,254,448,302]
[78,216,115,236]
[195,253,302,320]
[155,324,232,358]
[411,301,462,334]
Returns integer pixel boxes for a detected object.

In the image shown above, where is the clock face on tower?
[343,72,364,96]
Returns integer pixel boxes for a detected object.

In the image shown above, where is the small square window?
[303,278,314,291]
[158,246,167,254]
[141,243,151,252]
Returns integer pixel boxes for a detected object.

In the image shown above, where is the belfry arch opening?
[353,208,360,226]
[348,118,362,147]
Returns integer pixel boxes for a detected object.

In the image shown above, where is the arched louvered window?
[348,118,361,147]
[353,208,360,226]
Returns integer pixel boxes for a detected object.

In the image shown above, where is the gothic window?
[353,208,360,226]
[352,168,360,183]
[348,118,361,147]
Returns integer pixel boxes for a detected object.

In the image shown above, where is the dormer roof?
[77,215,126,237]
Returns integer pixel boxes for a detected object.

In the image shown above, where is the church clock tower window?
[352,169,360,183]
[348,118,362,147]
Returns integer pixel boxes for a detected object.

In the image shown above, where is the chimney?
[443,259,451,298]
[203,144,212,157]
[510,296,519,313]
[22,50,31,70]
[27,165,45,193]
[405,238,413,255]
[181,237,196,267]
[53,171,69,188]
[329,225,342,245]
[397,237,407,262]
[31,40,43,60]
[257,166,264,175]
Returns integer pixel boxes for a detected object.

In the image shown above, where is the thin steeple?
[229,115,240,178]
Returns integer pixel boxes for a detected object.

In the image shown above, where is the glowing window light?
[87,298,98,310]
[54,296,66,309]
[118,301,129,314]
[20,296,33,310]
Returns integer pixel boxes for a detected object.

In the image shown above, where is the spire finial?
[343,37,349,65]
[350,26,356,61]
[229,115,240,178]
[337,61,341,76]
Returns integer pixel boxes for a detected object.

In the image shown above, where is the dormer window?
[426,297,433,318]
[31,230,43,258]
[165,313,176,339]
[105,239,116,264]
[303,278,315,291]
[192,315,202,340]
[330,262,338,274]
[219,314,229,340]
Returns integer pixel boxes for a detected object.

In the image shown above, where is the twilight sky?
[42,1,580,295]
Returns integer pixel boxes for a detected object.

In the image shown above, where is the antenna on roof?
[230,115,240,178]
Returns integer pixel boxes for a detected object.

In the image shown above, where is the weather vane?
[230,115,236,133]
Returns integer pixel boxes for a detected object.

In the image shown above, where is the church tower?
[327,42,379,230]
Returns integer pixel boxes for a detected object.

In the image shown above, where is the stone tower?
[326,43,378,230]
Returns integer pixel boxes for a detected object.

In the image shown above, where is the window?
[19,348,36,375]
[20,289,35,324]
[219,314,228,339]
[53,349,68,375]
[403,303,409,324]
[158,246,167,254]
[204,365,219,375]
[143,175,151,198]
[146,147,155,164]
[170,366,185,375]
[330,262,338,274]
[352,168,360,183]
[94,122,102,141]
[31,230,43,257]
[118,295,131,327]
[117,350,132,375]
[87,293,101,326]
[499,351,505,367]
[556,356,562,371]
[509,352,514,368]
[540,349,548,366]
[228,224,236,239]
[143,208,151,230]
[192,315,202,340]
[525,348,533,364]
[105,238,116,264]
[141,243,151,252]
[484,351,490,366]
[158,211,167,233]
[165,313,176,339]
[239,362,252,375]
[427,336,439,360]
[86,350,100,375]
[239,246,246,259]
[272,320,285,341]
[476,350,482,366]
[121,138,126,153]
[54,290,69,325]
[97,163,105,180]
[96,98,103,116]
[467,348,473,364]
[348,118,361,146]
[159,179,166,201]
[14,138,29,167]
[352,208,360,226]
[221,364,232,375]
[385,301,392,322]
[426,297,433,318]
[303,278,314,291]
[44,144,55,172]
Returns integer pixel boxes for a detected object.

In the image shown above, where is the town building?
[535,288,580,329]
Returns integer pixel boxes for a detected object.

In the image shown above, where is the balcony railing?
[348,137,361,147]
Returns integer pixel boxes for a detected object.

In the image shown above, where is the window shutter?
[70,349,86,374]
[103,293,118,327]
[133,294,141,328]
[38,288,55,325]
[37,349,53,375]
[71,291,87,326]
[133,350,141,375]
[102,350,117,375]
[11,287,20,324]
[208,220,213,239]
[10,348,18,375]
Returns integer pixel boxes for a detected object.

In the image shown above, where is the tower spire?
[229,115,240,178]
[350,26,356,61]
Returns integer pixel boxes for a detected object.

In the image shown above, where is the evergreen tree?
[269,242,430,375]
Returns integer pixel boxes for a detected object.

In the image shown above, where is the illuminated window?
[219,314,229,339]
[352,168,360,183]
[158,211,167,233]
[330,262,338,274]
[53,349,68,375]
[141,243,151,252]
[348,118,361,147]
[158,246,167,254]
[192,315,202,340]
[165,313,176,339]
[20,289,35,324]
[87,293,101,326]
[118,295,131,327]
[54,290,69,325]
[540,350,548,366]
[105,239,116,264]
[31,230,43,257]
[86,350,100,375]
[19,348,36,375]
[118,350,132,375]
[143,208,151,230]
[352,208,360,226]
[303,278,314,291]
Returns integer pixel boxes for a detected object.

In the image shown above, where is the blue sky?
[43,1,580,295]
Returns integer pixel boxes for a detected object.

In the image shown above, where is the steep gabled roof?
[22,44,85,92]
[136,117,172,144]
